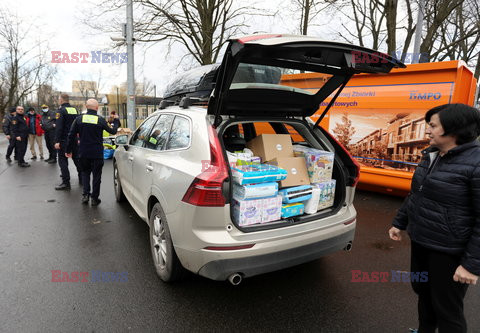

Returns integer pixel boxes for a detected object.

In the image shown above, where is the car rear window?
[229,63,332,96]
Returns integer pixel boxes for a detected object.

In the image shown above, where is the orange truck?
[281,60,478,196]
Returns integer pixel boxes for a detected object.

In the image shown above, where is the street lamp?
[110,1,136,130]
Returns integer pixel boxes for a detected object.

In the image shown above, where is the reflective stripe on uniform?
[65,107,78,115]
[149,137,157,144]
[82,115,99,124]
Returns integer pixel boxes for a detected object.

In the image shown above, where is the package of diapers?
[232,164,287,185]
[293,145,334,183]
[232,182,278,201]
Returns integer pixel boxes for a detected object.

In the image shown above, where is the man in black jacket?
[390,104,480,333]
[66,99,119,206]
[11,106,30,167]
[54,93,82,190]
[2,107,17,162]
[40,104,57,163]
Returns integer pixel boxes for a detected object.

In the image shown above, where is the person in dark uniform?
[2,107,17,162]
[40,104,57,163]
[11,106,30,167]
[54,93,82,190]
[66,99,119,206]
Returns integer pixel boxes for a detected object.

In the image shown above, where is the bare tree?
[418,0,465,61]
[292,0,337,35]
[84,0,264,66]
[0,9,56,120]
[337,0,386,50]
[382,0,398,55]
[429,0,480,76]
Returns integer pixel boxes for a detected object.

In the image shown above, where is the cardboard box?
[246,134,293,162]
[267,157,309,187]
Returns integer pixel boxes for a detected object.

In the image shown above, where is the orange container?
[280,60,478,196]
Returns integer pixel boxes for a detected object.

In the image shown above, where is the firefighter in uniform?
[66,99,119,206]
[54,93,82,190]
[11,106,30,167]
[2,107,17,162]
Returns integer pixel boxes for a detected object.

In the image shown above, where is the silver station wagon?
[113,34,404,284]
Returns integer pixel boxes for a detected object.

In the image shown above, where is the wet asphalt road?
[0,140,479,332]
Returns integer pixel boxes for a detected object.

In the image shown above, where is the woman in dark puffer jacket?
[389,103,480,333]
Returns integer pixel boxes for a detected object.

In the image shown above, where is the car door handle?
[146,165,154,172]
[128,156,134,162]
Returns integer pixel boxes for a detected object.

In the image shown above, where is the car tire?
[149,203,185,282]
[113,161,126,202]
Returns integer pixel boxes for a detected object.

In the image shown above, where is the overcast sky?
[3,0,410,97]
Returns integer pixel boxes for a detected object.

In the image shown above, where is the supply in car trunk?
[278,185,313,203]
[312,180,336,210]
[293,145,334,183]
[281,203,304,218]
[246,134,293,162]
[266,157,310,187]
[233,182,278,201]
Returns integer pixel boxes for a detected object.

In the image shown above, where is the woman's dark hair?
[425,103,480,145]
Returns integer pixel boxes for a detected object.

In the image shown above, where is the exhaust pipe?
[228,273,243,285]
[344,241,353,252]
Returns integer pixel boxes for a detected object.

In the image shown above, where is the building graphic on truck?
[350,113,429,172]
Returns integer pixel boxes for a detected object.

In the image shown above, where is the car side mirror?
[116,135,128,145]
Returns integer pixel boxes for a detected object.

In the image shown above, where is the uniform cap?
[41,104,48,108]
[9,107,16,113]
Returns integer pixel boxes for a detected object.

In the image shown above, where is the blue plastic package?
[232,164,287,185]
[278,185,312,203]
[281,203,304,218]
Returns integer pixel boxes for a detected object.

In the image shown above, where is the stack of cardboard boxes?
[230,133,336,227]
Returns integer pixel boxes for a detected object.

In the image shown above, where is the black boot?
[91,198,101,206]
[81,194,90,204]
[55,183,71,190]
[18,162,31,167]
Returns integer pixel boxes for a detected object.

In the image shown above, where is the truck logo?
[409,91,441,100]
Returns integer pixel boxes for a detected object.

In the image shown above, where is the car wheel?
[113,161,126,202]
[149,203,185,282]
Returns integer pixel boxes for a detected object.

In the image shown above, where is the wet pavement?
[0,139,479,332]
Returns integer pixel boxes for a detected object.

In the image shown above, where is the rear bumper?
[197,228,355,281]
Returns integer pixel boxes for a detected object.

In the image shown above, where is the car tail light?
[323,130,361,187]
[182,124,229,207]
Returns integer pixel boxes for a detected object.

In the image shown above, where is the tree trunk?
[384,0,398,55]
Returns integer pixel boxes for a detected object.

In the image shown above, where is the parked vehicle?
[113,34,404,284]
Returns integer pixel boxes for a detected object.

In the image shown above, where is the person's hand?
[6,135,10,140]
[389,226,402,241]
[54,143,60,150]
[453,265,478,285]
[53,124,56,127]
[16,136,21,141]
[65,153,72,158]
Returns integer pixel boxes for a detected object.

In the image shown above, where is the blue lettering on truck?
[409,91,441,100]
